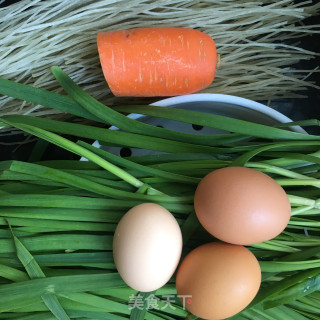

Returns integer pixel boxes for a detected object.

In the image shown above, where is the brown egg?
[194,166,291,245]
[176,242,261,320]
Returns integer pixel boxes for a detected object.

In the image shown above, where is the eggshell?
[176,242,261,320]
[113,203,182,292]
[194,166,291,245]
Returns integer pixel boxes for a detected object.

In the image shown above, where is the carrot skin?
[97,27,217,97]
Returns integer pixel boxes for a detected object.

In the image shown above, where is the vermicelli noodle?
[0,0,319,118]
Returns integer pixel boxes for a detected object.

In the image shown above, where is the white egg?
[113,203,183,292]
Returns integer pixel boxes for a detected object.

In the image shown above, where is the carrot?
[97,27,217,97]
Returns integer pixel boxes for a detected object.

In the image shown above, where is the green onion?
[0,68,319,320]
[0,233,113,254]
[0,78,101,122]
[263,273,320,309]
[0,263,29,282]
[51,66,246,147]
[0,273,124,312]
[1,114,222,154]
[77,140,200,185]
[111,104,320,141]
[7,222,70,320]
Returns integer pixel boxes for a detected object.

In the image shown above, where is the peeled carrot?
[97,27,217,97]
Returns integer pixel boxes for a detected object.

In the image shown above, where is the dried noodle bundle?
[0,0,319,118]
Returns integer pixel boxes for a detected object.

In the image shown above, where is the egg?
[176,242,261,320]
[113,203,182,292]
[194,166,291,245]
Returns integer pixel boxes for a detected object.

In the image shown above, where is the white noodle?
[0,0,319,119]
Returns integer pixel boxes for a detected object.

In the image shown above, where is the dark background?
[0,0,319,161]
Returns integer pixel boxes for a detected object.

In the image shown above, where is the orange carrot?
[97,27,217,97]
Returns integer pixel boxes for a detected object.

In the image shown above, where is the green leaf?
[279,246,320,262]
[250,268,320,307]
[127,153,221,165]
[0,77,101,122]
[28,139,50,162]
[1,216,115,233]
[232,141,320,166]
[0,114,222,155]
[7,223,70,320]
[0,263,29,282]
[50,66,245,147]
[111,104,320,141]
[66,310,128,320]
[289,309,320,320]
[0,206,124,224]
[2,160,190,203]
[146,311,177,320]
[262,151,320,166]
[289,300,320,315]
[25,252,114,268]
[0,233,113,254]
[298,292,320,309]
[77,140,199,185]
[41,294,71,320]
[129,291,154,320]
[0,193,192,213]
[180,211,202,245]
[263,273,320,309]
[1,120,146,190]
[260,304,308,320]
[259,259,320,272]
[1,312,56,320]
[57,292,130,314]
[246,162,317,180]
[276,119,320,128]
[0,273,124,312]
